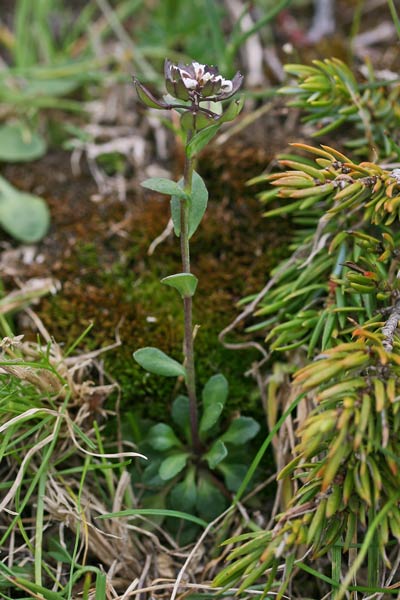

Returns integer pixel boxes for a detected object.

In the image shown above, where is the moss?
[4,144,291,425]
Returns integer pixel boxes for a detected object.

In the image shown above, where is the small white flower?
[164,59,243,101]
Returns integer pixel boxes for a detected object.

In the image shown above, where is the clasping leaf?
[161,273,198,298]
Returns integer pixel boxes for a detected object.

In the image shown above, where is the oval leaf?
[147,423,182,451]
[196,475,227,520]
[169,467,196,511]
[161,273,198,298]
[133,347,186,377]
[220,417,260,446]
[202,374,229,408]
[0,123,46,162]
[172,395,191,439]
[141,177,188,200]
[0,176,49,242]
[204,439,228,469]
[199,402,224,437]
[217,463,248,492]
[159,453,189,480]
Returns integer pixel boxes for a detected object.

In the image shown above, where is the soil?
[0,123,292,423]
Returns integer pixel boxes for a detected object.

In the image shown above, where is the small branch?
[381,300,400,352]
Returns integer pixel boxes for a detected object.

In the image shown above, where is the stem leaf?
[170,172,208,238]
[133,347,186,377]
[188,170,208,238]
[161,272,198,298]
[141,177,188,200]
[186,124,220,158]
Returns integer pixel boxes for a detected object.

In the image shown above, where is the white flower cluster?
[178,62,233,94]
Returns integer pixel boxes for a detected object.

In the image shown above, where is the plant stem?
[181,132,201,454]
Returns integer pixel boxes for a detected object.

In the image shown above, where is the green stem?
[387,0,400,41]
[34,469,46,588]
[181,132,201,454]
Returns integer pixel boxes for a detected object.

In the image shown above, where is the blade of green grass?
[387,0,400,40]
[99,508,208,528]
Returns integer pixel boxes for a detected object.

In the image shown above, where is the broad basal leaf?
[0,123,46,162]
[159,452,189,480]
[0,176,49,242]
[204,439,228,469]
[220,417,260,446]
[147,423,182,451]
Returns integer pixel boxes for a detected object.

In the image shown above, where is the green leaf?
[0,176,50,242]
[204,439,228,469]
[161,273,198,298]
[218,97,244,124]
[170,177,184,236]
[196,474,227,520]
[199,402,224,437]
[181,110,217,132]
[169,467,197,511]
[141,177,189,200]
[199,374,228,437]
[0,123,46,162]
[98,507,207,528]
[218,463,248,492]
[95,572,107,599]
[171,395,190,439]
[186,124,220,158]
[133,347,186,377]
[170,172,208,239]
[221,417,260,446]
[24,78,80,97]
[159,452,189,480]
[202,373,229,409]
[147,423,182,451]
[188,170,208,238]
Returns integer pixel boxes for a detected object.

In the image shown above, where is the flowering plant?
[133,59,243,131]
[131,60,259,530]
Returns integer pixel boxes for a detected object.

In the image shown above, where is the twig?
[381,300,400,352]
[147,218,174,255]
